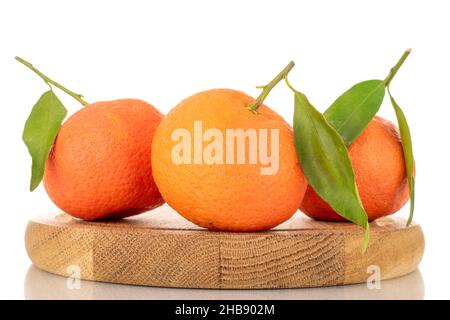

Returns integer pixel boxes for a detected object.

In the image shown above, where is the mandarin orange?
[300,116,411,221]
[44,99,164,220]
[151,89,307,231]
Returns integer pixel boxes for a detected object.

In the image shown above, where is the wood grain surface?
[25,205,425,289]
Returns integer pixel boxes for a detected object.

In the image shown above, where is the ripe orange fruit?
[151,89,307,231]
[300,116,411,221]
[44,99,164,220]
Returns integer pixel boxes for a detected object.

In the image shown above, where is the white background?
[0,0,449,299]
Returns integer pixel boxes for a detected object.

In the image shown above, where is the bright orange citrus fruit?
[300,116,411,221]
[44,99,164,220]
[151,89,307,231]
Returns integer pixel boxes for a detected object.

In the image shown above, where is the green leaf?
[22,90,67,191]
[324,80,385,146]
[387,88,415,225]
[292,89,370,253]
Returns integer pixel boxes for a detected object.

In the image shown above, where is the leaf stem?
[284,76,297,93]
[248,61,295,113]
[384,48,411,87]
[15,56,88,106]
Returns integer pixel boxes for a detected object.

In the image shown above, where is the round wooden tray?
[25,205,424,289]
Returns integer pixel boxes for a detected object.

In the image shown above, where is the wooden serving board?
[25,205,424,289]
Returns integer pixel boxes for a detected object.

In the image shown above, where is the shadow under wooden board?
[25,205,424,289]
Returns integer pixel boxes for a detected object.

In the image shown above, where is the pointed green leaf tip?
[289,83,370,253]
[22,90,67,191]
[324,80,385,147]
